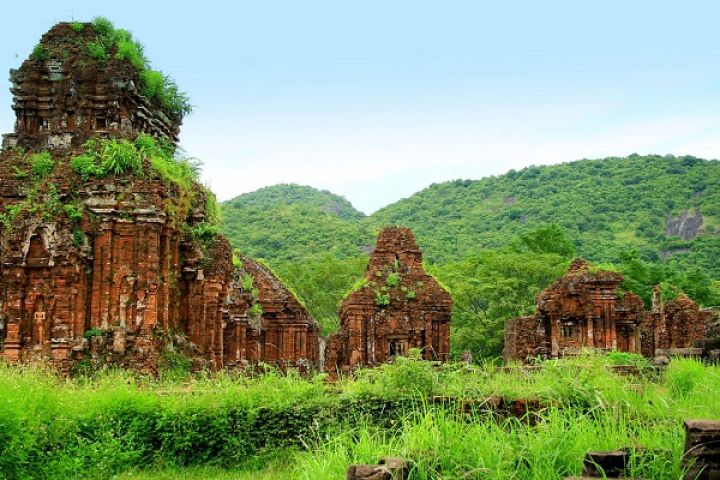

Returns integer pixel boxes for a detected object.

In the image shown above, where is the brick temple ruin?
[504,259,715,362]
[223,256,320,369]
[325,227,452,376]
[0,22,318,373]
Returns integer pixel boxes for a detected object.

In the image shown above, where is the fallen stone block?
[684,419,720,480]
[347,457,408,480]
[583,449,630,478]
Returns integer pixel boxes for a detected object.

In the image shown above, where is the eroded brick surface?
[0,22,317,373]
[325,227,451,376]
[504,259,710,363]
[222,256,319,369]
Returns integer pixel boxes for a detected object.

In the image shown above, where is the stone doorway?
[388,338,408,358]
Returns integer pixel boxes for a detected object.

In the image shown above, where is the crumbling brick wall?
[222,256,319,368]
[503,316,546,363]
[503,260,714,363]
[659,296,711,349]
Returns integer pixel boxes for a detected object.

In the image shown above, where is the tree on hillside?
[274,254,367,334]
[433,250,568,360]
[514,224,576,258]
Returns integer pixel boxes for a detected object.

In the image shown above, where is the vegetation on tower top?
[88,17,192,120]
[33,17,192,121]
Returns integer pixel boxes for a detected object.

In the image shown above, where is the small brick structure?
[223,255,320,369]
[640,293,715,359]
[325,227,452,376]
[683,419,720,480]
[0,22,318,373]
[504,260,712,363]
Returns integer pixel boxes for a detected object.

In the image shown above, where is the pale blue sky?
[1,1,718,213]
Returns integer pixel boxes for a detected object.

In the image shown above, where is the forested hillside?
[220,155,720,357]
[372,154,720,272]
[221,184,372,261]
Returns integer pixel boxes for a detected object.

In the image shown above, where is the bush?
[665,357,706,397]
[116,38,146,70]
[63,203,84,223]
[192,222,220,244]
[92,16,115,36]
[100,139,143,174]
[356,348,437,397]
[158,348,192,381]
[32,44,46,61]
[84,16,191,119]
[375,292,390,307]
[87,40,108,62]
[30,152,54,178]
[241,274,254,291]
[386,272,400,287]
[606,351,648,367]
[84,327,103,339]
[248,303,264,317]
[73,227,86,247]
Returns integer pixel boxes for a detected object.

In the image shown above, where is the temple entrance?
[388,338,408,358]
[616,325,633,352]
[559,318,581,349]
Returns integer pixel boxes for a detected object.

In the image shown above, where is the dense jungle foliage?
[220,155,720,356]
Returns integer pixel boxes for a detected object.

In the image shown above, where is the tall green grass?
[0,355,718,479]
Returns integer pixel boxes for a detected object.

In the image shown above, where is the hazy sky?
[1,1,718,213]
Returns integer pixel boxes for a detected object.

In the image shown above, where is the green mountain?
[221,184,372,261]
[223,155,719,271]
[224,183,364,219]
[372,154,720,274]
[220,155,720,354]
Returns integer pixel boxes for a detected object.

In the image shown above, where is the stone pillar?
[587,317,594,348]
[550,316,560,358]
[90,226,112,329]
[2,323,21,360]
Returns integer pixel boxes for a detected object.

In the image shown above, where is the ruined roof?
[238,255,317,326]
[3,20,190,151]
[341,227,451,312]
[536,259,625,315]
[541,259,623,297]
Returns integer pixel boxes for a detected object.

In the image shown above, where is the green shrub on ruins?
[374,291,390,307]
[32,44,46,61]
[192,222,220,245]
[29,151,55,178]
[70,138,141,176]
[86,40,108,63]
[385,272,400,287]
[86,17,192,119]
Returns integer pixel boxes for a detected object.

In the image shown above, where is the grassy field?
[1,353,719,479]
